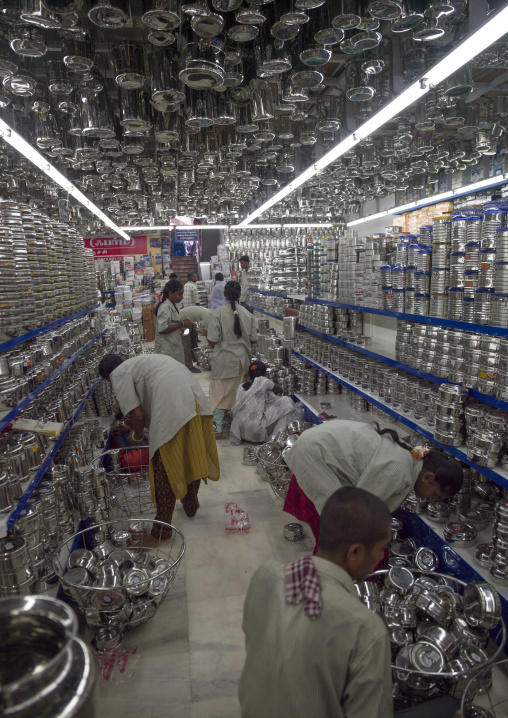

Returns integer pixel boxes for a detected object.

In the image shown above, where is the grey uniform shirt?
[239,269,249,303]
[239,557,393,718]
[110,354,212,461]
[207,303,257,380]
[285,420,422,513]
[154,299,185,364]
[179,305,211,329]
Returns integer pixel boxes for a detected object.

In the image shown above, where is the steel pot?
[0,595,96,717]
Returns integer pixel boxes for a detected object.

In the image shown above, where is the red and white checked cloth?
[285,556,322,619]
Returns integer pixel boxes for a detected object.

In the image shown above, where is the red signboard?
[83,235,147,257]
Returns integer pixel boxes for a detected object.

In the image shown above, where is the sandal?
[189,366,201,373]
[214,432,223,439]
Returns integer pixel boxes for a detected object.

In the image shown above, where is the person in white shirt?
[98,353,220,549]
[207,281,257,438]
[210,272,227,310]
[182,272,201,373]
[153,280,191,364]
[238,255,249,306]
[182,272,199,307]
[239,486,461,718]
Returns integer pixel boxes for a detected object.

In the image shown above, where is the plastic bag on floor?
[97,646,140,683]
[225,501,251,533]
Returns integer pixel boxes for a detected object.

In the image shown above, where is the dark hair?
[319,487,391,554]
[239,255,249,263]
[215,272,224,281]
[224,280,242,338]
[155,279,183,315]
[243,361,267,390]
[371,423,463,496]
[98,354,124,379]
[169,272,177,280]
[187,272,196,280]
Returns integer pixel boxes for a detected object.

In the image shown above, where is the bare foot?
[215,432,223,439]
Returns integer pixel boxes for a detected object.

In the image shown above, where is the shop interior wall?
[199,229,223,261]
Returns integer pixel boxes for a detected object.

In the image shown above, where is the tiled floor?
[94,368,314,718]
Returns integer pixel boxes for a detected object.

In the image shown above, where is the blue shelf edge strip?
[245,304,284,321]
[7,376,101,531]
[0,331,106,433]
[0,305,100,355]
[292,349,508,492]
[300,325,508,414]
[248,288,508,338]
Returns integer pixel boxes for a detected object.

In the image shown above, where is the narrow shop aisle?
[95,370,314,718]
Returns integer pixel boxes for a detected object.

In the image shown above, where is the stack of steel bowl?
[315,370,327,395]
[414,242,432,315]
[448,466,473,519]
[448,213,468,319]
[0,534,35,598]
[46,464,75,539]
[463,333,482,389]
[467,424,503,468]
[430,216,451,318]
[74,465,112,529]
[491,227,508,327]
[476,336,499,395]
[300,366,317,395]
[93,379,116,416]
[496,338,508,400]
[433,383,467,446]
[490,499,508,586]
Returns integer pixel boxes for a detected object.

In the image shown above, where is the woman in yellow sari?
[98,353,220,547]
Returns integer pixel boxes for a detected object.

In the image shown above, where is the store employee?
[284,420,463,545]
[154,280,191,364]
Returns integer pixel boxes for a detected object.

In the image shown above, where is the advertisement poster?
[149,236,161,248]
[83,235,147,258]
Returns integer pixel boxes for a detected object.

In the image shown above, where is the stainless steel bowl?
[283,523,305,541]
[463,582,502,630]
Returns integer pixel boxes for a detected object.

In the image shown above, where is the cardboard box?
[142,305,153,321]
[144,327,155,342]
[143,319,154,333]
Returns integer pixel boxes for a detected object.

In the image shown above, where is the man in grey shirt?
[238,255,250,306]
[239,487,460,718]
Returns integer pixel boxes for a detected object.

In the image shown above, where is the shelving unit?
[292,349,508,492]
[5,377,101,532]
[0,330,107,433]
[300,325,508,414]
[249,288,508,339]
[245,305,284,322]
[0,305,100,354]
[291,389,508,625]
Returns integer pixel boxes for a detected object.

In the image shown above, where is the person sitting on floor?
[230,361,298,445]
[239,486,461,718]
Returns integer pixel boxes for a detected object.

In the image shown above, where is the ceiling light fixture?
[119,224,231,231]
[239,3,508,227]
[346,173,508,226]
[0,117,130,241]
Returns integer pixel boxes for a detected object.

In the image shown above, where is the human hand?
[112,422,130,436]
[453,711,462,718]
[182,318,193,329]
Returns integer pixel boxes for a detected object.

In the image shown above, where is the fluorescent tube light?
[347,211,391,227]
[0,118,130,241]
[241,223,334,229]
[240,3,508,227]
[119,225,230,230]
[346,174,508,227]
